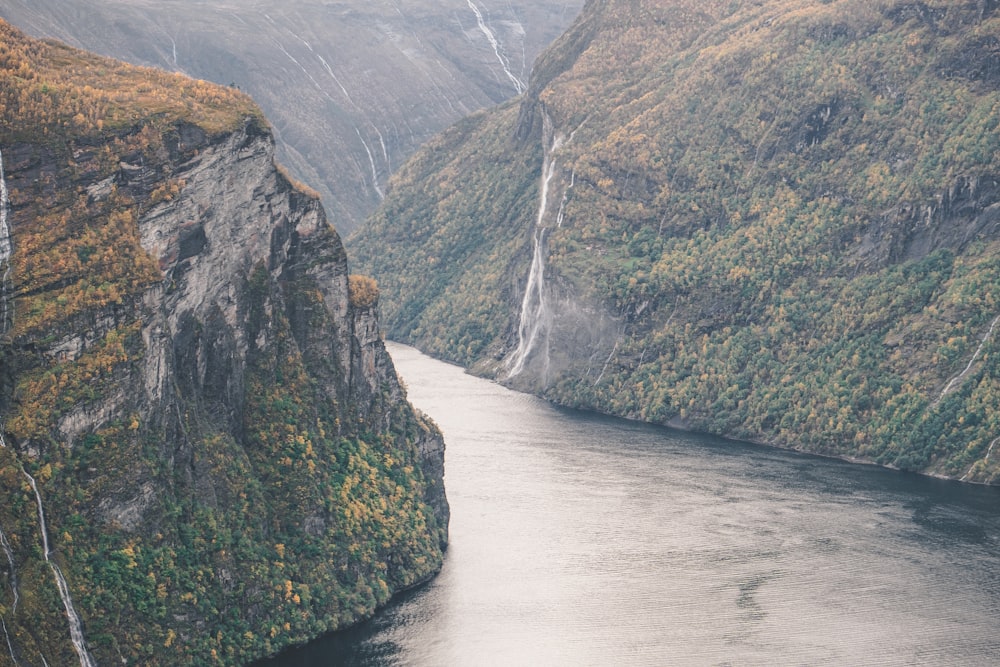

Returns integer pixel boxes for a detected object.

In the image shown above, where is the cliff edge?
[0,21,447,665]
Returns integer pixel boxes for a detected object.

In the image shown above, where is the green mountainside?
[0,22,446,665]
[351,0,1000,483]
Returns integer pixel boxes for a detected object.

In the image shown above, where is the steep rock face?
[0,0,585,233]
[0,22,446,665]
[352,0,1000,483]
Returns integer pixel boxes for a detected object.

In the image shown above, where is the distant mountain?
[351,0,1000,483]
[0,20,446,664]
[0,0,582,232]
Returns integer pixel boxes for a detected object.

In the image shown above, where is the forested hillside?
[351,0,1000,483]
[0,22,447,665]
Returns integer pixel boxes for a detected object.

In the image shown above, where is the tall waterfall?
[0,519,17,615]
[506,120,566,380]
[465,0,525,94]
[0,148,17,662]
[0,146,12,337]
[23,471,96,667]
[506,226,551,379]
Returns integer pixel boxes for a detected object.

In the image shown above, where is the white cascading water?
[0,518,17,614]
[0,147,20,666]
[355,127,385,199]
[273,31,388,200]
[506,226,551,379]
[961,436,999,482]
[1,153,95,664]
[167,34,178,67]
[1,617,17,666]
[0,433,18,666]
[465,0,525,94]
[934,313,1000,407]
[555,169,575,228]
[23,471,96,667]
[1,146,13,337]
[506,122,566,379]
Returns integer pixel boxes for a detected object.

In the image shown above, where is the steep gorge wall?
[0,23,446,665]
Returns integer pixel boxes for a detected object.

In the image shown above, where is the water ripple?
[257,343,1000,667]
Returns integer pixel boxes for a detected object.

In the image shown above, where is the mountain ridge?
[0,0,584,233]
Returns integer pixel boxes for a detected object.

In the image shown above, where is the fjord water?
[262,343,1000,666]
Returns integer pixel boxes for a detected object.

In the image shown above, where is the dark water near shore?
[259,342,1000,666]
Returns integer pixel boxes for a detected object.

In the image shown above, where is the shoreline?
[396,341,998,489]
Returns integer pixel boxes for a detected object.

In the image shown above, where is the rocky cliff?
[0,21,446,665]
[351,0,1000,483]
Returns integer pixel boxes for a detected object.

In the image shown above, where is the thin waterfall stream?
[0,434,19,667]
[465,0,525,94]
[506,226,549,378]
[0,148,94,665]
[0,516,17,614]
[1,618,17,666]
[23,470,97,667]
[935,313,1000,406]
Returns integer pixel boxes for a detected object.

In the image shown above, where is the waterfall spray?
[506,226,551,379]
[506,116,567,380]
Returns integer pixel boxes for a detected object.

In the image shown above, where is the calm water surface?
[260,343,1000,666]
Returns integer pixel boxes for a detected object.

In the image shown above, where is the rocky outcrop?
[0,22,446,666]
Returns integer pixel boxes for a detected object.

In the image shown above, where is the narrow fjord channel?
[259,343,1000,666]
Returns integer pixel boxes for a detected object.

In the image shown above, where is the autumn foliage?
[348,274,380,308]
[0,19,263,142]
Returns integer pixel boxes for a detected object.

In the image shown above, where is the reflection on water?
[257,343,1000,666]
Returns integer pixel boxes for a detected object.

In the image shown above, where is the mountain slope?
[0,0,583,233]
[351,0,1000,483]
[0,21,446,665]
